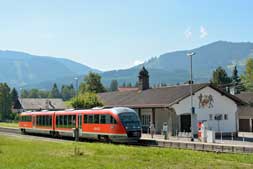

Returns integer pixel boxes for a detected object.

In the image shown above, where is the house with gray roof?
[13,98,67,113]
[236,92,253,132]
[99,67,245,136]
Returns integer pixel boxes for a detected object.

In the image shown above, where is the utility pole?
[187,52,196,141]
[74,77,79,96]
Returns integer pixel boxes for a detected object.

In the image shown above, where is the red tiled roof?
[118,87,138,92]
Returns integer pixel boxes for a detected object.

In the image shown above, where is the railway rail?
[1,126,253,154]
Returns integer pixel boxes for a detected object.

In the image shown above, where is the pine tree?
[49,83,61,98]
[109,80,118,91]
[122,82,126,87]
[0,83,12,120]
[231,65,243,93]
[134,82,138,87]
[231,65,240,83]
[21,89,29,98]
[10,88,19,105]
[127,82,132,87]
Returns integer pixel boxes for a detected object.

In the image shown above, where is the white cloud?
[200,26,208,38]
[184,27,192,40]
[133,60,144,66]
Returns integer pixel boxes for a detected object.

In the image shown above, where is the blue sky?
[0,0,252,71]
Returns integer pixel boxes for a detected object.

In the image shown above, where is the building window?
[209,114,213,120]
[214,114,223,120]
[141,114,151,126]
[224,114,228,120]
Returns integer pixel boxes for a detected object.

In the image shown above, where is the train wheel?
[21,129,26,135]
[105,136,112,143]
[98,135,111,143]
[50,131,55,137]
[55,132,60,138]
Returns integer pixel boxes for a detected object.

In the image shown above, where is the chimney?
[138,66,149,90]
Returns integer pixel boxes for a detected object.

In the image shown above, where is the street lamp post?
[187,52,196,141]
[74,77,79,96]
[19,88,23,113]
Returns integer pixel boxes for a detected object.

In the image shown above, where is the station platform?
[140,133,253,153]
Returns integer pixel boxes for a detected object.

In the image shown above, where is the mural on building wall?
[198,94,214,108]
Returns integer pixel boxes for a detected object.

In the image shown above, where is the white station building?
[99,67,246,136]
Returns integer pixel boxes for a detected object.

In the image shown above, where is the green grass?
[0,122,18,128]
[0,135,253,169]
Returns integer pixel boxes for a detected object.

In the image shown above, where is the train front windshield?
[119,112,141,130]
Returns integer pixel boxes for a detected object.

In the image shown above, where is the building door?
[32,116,36,128]
[252,119,253,132]
[180,114,191,132]
[141,113,152,133]
[239,119,250,132]
[78,114,82,136]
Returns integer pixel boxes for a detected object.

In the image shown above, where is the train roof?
[19,107,136,116]
[20,111,55,116]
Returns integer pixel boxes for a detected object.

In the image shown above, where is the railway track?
[0,126,20,134]
[1,126,253,154]
[0,127,147,145]
[0,127,75,142]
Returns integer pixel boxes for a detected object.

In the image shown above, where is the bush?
[70,92,103,109]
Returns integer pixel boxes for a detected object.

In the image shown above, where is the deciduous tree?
[79,72,105,94]
[70,92,103,109]
[211,66,232,85]
[61,84,75,101]
[241,58,253,91]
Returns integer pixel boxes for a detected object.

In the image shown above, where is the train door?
[78,114,82,135]
[32,115,36,128]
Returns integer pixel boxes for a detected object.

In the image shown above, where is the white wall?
[172,86,238,134]
[154,108,170,133]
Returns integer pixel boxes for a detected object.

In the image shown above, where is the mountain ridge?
[100,41,253,87]
[0,50,100,88]
[1,40,253,90]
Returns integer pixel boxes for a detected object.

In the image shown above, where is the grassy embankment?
[0,122,18,128]
[0,135,253,169]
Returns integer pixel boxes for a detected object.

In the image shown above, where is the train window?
[64,116,68,128]
[21,115,32,122]
[56,115,76,128]
[84,115,88,123]
[100,114,117,124]
[60,116,64,126]
[68,115,76,128]
[88,115,93,123]
[105,115,111,124]
[56,116,59,126]
[110,115,117,124]
[100,115,106,124]
[35,115,52,127]
[56,115,63,127]
[94,114,99,124]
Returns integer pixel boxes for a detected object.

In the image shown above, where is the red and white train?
[18,107,142,143]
